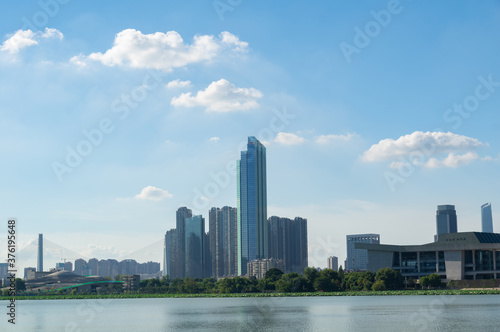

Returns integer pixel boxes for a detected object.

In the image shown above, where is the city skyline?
[0,2,499,274]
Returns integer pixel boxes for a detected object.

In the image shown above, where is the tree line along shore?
[2,267,500,300]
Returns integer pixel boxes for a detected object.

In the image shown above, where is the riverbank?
[1,289,500,300]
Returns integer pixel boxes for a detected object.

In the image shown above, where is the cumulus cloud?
[209,136,220,142]
[315,133,356,145]
[273,132,306,146]
[171,79,262,112]
[134,186,173,201]
[166,79,192,89]
[424,152,480,168]
[363,131,487,169]
[76,29,247,71]
[1,28,63,54]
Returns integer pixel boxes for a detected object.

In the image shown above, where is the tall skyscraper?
[237,136,268,275]
[481,203,493,233]
[346,234,380,271]
[268,216,308,274]
[436,205,458,241]
[37,234,43,272]
[176,207,192,277]
[209,206,238,278]
[185,215,205,278]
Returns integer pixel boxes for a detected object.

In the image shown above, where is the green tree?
[375,268,403,290]
[427,274,442,288]
[15,278,26,292]
[275,273,308,292]
[420,276,430,289]
[371,280,386,291]
[313,276,333,292]
[264,268,284,282]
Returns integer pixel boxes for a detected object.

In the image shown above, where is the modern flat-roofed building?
[346,234,380,271]
[356,232,500,280]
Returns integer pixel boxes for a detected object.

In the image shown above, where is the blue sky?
[0,0,499,271]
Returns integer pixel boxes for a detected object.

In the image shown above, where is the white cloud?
[209,136,220,142]
[315,133,356,145]
[171,79,262,112]
[424,152,480,168]
[274,132,305,145]
[78,29,247,71]
[166,79,192,89]
[363,131,489,169]
[363,131,484,161]
[134,186,173,201]
[1,28,63,54]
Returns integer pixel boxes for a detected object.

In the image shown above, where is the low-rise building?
[356,232,500,280]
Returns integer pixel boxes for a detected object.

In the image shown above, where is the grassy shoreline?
[1,289,500,300]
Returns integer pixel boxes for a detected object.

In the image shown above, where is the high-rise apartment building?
[176,207,192,277]
[164,229,177,278]
[436,205,458,241]
[268,216,308,274]
[481,203,493,233]
[327,256,338,271]
[237,136,268,275]
[185,215,205,278]
[209,206,238,278]
[346,234,380,271]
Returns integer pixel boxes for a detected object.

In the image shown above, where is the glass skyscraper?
[184,215,205,279]
[237,136,268,275]
[481,203,493,233]
[435,205,458,241]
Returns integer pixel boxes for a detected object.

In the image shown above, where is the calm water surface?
[2,295,500,331]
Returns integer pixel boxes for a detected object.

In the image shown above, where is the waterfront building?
[482,203,493,233]
[176,207,192,278]
[327,256,338,271]
[209,206,238,278]
[237,136,268,275]
[268,216,308,274]
[435,205,457,241]
[247,258,285,279]
[346,234,380,271]
[185,215,205,278]
[357,232,500,280]
[164,229,177,278]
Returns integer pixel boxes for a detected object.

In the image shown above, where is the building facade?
[327,256,338,271]
[176,207,193,278]
[346,234,380,271]
[247,258,285,279]
[237,136,268,275]
[185,215,205,278]
[164,229,177,278]
[357,232,500,280]
[268,216,308,274]
[436,205,458,241]
[209,206,238,279]
[482,203,493,233]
